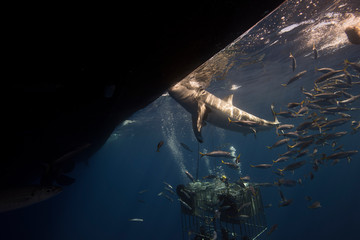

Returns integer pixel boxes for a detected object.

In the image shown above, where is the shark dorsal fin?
[223,94,233,105]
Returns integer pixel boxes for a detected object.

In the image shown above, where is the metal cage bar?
[179,180,268,240]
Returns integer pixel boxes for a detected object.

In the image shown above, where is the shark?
[168,81,279,142]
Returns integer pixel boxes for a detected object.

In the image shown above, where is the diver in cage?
[220,228,237,240]
[193,226,211,240]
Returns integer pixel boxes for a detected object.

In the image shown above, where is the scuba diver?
[193,226,211,240]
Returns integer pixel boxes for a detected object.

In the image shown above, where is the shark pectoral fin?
[223,94,234,105]
[192,115,203,143]
[197,102,207,132]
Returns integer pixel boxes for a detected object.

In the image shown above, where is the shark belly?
[205,104,272,135]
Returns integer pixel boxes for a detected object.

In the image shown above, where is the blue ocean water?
[1,0,359,239]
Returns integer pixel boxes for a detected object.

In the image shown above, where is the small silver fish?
[163,181,173,189]
[273,156,289,163]
[281,70,307,86]
[289,52,296,72]
[221,160,239,169]
[266,138,291,149]
[184,170,195,182]
[250,164,273,169]
[313,43,318,59]
[308,201,321,209]
[279,199,293,207]
[278,160,306,172]
[178,198,192,210]
[199,151,234,159]
[180,142,193,152]
[129,218,144,222]
[344,59,360,73]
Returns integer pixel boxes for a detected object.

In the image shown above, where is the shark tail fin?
[281,83,287,87]
[270,104,280,125]
[266,146,272,149]
[199,152,205,158]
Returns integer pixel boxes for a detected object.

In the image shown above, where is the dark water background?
[1,0,359,239]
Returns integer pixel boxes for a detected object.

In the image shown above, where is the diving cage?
[177,179,268,240]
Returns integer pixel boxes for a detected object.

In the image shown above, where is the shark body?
[168,82,279,142]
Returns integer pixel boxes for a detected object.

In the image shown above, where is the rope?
[196,141,200,180]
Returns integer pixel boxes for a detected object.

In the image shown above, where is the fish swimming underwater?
[168,82,279,142]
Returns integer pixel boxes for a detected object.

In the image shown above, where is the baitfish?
[323,150,358,160]
[314,69,343,84]
[266,138,291,149]
[250,164,273,169]
[313,43,318,59]
[129,218,144,222]
[288,140,313,150]
[278,131,300,139]
[200,151,234,159]
[203,174,217,180]
[273,156,289,163]
[178,198,192,210]
[296,121,315,131]
[308,201,321,209]
[278,160,306,172]
[281,70,307,86]
[336,93,360,105]
[287,101,304,108]
[268,224,278,235]
[184,170,195,182]
[163,181,173,189]
[156,141,164,152]
[221,160,239,169]
[289,52,296,72]
[276,124,295,132]
[180,142,193,152]
[318,118,350,133]
[276,178,297,187]
[344,59,360,73]
[279,199,293,207]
